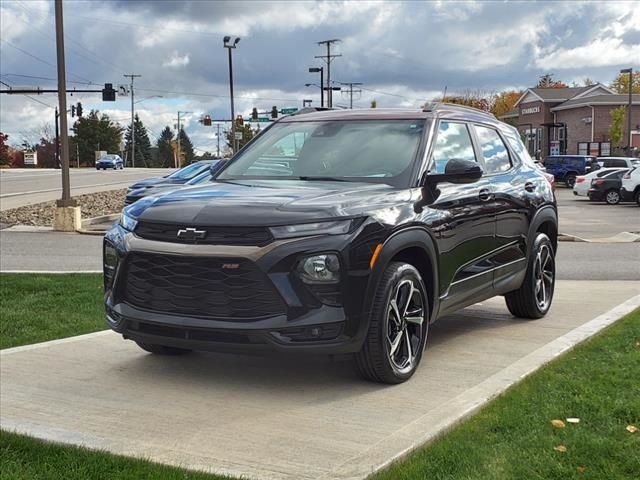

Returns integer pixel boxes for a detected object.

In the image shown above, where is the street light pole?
[224,36,240,155]
[54,0,74,207]
[308,67,324,107]
[620,68,633,152]
[124,74,141,167]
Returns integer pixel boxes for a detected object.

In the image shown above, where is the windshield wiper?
[297,176,349,182]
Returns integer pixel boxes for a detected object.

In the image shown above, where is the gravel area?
[0,189,126,227]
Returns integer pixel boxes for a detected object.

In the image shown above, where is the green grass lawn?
[0,274,638,479]
[0,273,106,349]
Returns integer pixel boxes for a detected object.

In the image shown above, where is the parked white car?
[573,167,627,197]
[597,157,640,169]
[620,167,640,206]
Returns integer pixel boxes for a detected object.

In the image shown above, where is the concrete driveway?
[2,280,638,480]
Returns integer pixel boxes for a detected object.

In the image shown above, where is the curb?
[76,214,119,235]
[558,231,640,243]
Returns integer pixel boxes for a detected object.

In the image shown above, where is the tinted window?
[168,162,208,180]
[606,159,627,167]
[545,157,558,165]
[474,125,511,174]
[431,121,476,174]
[219,120,425,187]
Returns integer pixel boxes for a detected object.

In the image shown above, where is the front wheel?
[135,341,191,355]
[355,262,429,384]
[505,233,555,319]
[605,189,621,205]
[635,189,640,207]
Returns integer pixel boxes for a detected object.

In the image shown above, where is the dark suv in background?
[104,105,558,384]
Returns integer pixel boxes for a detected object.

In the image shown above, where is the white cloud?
[535,37,640,68]
[162,51,190,68]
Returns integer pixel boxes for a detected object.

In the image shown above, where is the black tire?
[505,233,555,319]
[604,189,621,205]
[634,189,640,207]
[135,341,191,355]
[355,262,429,384]
[565,175,576,188]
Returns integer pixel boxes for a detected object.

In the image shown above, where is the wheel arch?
[364,227,440,323]
[528,206,558,254]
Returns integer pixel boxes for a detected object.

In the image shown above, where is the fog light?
[310,327,322,338]
[297,254,340,284]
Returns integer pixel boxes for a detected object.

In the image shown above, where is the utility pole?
[340,82,363,109]
[176,111,191,167]
[216,124,221,158]
[224,36,241,154]
[124,74,141,167]
[315,39,341,108]
[54,0,74,208]
[54,108,60,168]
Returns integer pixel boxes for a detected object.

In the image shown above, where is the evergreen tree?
[178,127,195,166]
[123,113,153,167]
[72,110,123,166]
[225,123,256,151]
[156,126,175,168]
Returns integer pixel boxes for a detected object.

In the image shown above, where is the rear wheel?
[605,189,621,205]
[634,189,640,206]
[355,262,428,384]
[565,175,576,188]
[135,341,191,355]
[505,233,555,319]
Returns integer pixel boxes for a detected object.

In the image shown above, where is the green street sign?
[250,117,271,123]
[280,107,298,114]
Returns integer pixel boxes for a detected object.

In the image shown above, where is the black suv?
[104,105,558,384]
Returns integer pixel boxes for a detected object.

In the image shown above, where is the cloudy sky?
[1,0,639,154]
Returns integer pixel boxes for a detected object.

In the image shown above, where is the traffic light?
[202,115,212,126]
[251,108,258,120]
[271,106,278,119]
[236,115,244,127]
[102,83,116,101]
[76,102,83,117]
[71,105,76,117]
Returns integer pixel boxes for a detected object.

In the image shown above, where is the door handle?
[524,182,537,192]
[478,188,493,202]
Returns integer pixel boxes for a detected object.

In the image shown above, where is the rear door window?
[473,125,511,174]
[431,121,477,174]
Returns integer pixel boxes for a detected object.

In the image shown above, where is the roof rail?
[423,101,496,118]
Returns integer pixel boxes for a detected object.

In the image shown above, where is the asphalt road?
[555,187,640,239]
[1,230,639,280]
[0,168,173,211]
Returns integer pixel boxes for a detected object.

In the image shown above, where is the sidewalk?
[1,281,638,480]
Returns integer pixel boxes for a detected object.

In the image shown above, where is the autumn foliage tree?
[610,71,640,94]
[0,132,12,166]
[491,90,522,117]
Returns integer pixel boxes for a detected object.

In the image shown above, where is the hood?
[132,179,412,226]
[128,176,186,189]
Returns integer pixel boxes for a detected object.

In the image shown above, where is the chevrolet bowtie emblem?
[176,227,207,241]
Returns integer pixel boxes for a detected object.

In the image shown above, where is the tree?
[35,137,57,168]
[225,123,256,150]
[536,73,568,89]
[177,127,195,166]
[491,90,522,117]
[610,71,640,94]
[156,126,175,168]
[0,132,11,166]
[370,99,377,108]
[124,114,153,167]
[609,106,626,149]
[72,110,123,166]
[444,89,495,111]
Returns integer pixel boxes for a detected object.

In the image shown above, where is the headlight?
[270,220,352,239]
[297,254,341,284]
[119,210,138,231]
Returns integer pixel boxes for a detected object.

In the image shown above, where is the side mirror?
[424,158,483,186]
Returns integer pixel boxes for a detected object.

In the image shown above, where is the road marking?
[0,180,132,198]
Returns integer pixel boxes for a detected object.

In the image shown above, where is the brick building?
[500,84,640,158]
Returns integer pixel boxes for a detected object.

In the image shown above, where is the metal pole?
[76,142,79,168]
[54,0,74,206]
[227,47,236,155]
[177,112,181,168]
[124,74,141,167]
[326,43,331,108]
[55,108,60,168]
[216,124,221,158]
[320,68,324,108]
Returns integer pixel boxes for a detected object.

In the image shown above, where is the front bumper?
[103,223,378,355]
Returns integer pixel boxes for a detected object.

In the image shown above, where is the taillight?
[576,176,585,183]
[623,173,631,180]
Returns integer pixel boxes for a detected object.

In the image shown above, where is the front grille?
[134,221,273,246]
[120,252,286,320]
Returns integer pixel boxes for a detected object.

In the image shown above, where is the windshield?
[169,162,208,180]
[218,120,426,187]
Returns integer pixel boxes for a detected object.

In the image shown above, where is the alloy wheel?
[606,191,620,205]
[533,244,554,311]
[386,279,425,374]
